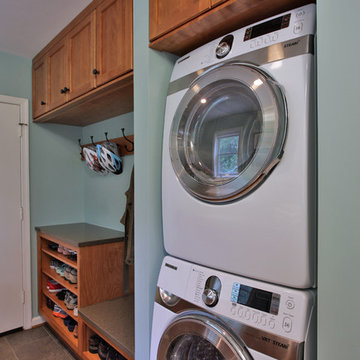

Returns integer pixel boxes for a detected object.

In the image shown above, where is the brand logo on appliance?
[262,336,289,349]
[283,40,300,48]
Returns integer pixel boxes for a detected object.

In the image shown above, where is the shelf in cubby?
[40,305,78,350]
[42,268,78,296]
[82,351,99,360]
[42,286,78,322]
[41,248,77,268]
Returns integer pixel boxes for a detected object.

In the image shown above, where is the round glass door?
[157,312,253,360]
[170,62,287,203]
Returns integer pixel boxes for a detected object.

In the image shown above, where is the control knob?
[202,288,219,307]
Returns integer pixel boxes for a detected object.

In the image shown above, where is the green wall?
[317,0,360,358]
[133,0,177,357]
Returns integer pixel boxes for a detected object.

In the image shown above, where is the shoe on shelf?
[56,290,67,301]
[88,334,101,354]
[47,279,65,293]
[50,259,60,269]
[73,305,78,317]
[73,325,78,339]
[46,298,55,310]
[48,242,58,251]
[63,316,72,327]
[52,305,68,319]
[69,268,77,284]
[64,265,72,281]
[62,247,71,256]
[67,318,77,332]
[65,293,78,310]
[98,341,110,360]
[57,245,64,254]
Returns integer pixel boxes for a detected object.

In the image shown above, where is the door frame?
[0,95,32,330]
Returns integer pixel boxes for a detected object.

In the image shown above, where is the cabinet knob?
[92,69,100,75]
[40,101,46,105]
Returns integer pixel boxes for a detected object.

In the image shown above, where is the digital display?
[244,14,291,41]
[231,283,280,315]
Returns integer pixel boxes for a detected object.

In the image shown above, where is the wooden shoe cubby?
[37,223,134,359]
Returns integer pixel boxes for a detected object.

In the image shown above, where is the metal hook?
[105,132,109,142]
[121,128,134,152]
[90,136,96,146]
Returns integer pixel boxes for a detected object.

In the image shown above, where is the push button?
[282,317,292,333]
[286,299,295,310]
[293,21,303,34]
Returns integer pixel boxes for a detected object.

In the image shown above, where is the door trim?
[0,95,31,330]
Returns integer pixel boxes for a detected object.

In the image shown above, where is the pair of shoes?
[53,304,68,319]
[56,290,67,301]
[56,263,66,277]
[48,242,59,251]
[50,259,61,270]
[47,280,65,293]
[69,268,77,284]
[63,316,77,332]
[58,245,77,257]
[64,266,77,284]
[46,298,55,310]
[88,334,101,354]
[64,292,77,310]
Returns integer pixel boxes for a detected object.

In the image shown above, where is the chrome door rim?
[157,311,253,360]
[169,62,287,203]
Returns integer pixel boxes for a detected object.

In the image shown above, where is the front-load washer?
[151,256,316,360]
[162,4,316,288]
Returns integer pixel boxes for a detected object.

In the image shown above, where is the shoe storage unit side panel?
[78,242,128,308]
[37,232,80,354]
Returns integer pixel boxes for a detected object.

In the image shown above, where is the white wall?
[317,0,360,357]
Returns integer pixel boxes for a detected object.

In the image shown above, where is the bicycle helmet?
[82,145,109,174]
[96,142,123,175]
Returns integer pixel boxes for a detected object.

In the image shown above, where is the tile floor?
[0,325,77,360]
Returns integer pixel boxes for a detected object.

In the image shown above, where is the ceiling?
[0,0,93,59]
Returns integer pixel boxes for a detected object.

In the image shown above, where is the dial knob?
[202,288,218,307]
[216,42,231,58]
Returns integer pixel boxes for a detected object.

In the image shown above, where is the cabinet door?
[47,38,68,110]
[149,0,211,40]
[32,57,48,118]
[68,11,96,101]
[95,0,133,86]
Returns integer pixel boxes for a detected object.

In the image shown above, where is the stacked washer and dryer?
[151,4,317,360]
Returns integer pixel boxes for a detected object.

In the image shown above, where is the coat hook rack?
[121,128,134,152]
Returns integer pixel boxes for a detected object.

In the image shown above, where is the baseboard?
[31,316,45,328]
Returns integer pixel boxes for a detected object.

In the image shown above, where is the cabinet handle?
[92,69,100,75]
[60,88,66,94]
[60,87,70,94]
[40,101,46,105]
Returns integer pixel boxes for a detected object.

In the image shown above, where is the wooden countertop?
[35,223,125,248]
[79,295,134,358]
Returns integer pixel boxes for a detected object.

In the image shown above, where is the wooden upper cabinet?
[96,0,133,86]
[32,57,48,118]
[210,0,227,6]
[47,38,68,111]
[149,0,211,40]
[68,11,96,101]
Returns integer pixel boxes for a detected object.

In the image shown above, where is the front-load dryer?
[151,256,316,360]
[162,4,316,288]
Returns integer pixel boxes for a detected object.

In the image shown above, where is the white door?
[0,101,25,333]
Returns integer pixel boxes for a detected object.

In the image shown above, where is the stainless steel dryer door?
[169,63,287,203]
[157,312,253,360]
